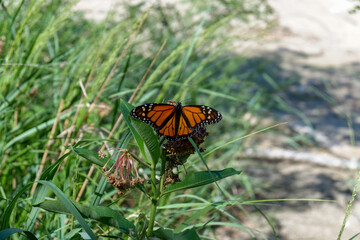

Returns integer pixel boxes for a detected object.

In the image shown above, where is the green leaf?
[153,227,200,240]
[41,152,71,181]
[119,100,148,161]
[1,153,70,232]
[132,119,160,165]
[64,228,82,239]
[188,137,224,194]
[119,100,160,165]
[72,147,109,167]
[174,205,215,233]
[161,168,241,197]
[32,152,71,205]
[0,228,38,240]
[91,177,107,206]
[26,153,70,231]
[36,180,97,240]
[37,200,135,233]
[1,183,32,230]
[3,109,74,150]
[349,232,360,240]
[26,152,71,231]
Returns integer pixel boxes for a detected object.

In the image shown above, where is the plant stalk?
[147,198,158,236]
[147,166,158,236]
[147,153,167,236]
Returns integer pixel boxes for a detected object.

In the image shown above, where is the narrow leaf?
[27,153,70,231]
[161,168,241,197]
[37,200,135,232]
[32,152,71,205]
[174,205,214,233]
[188,137,223,194]
[4,110,74,150]
[36,181,97,240]
[0,228,38,240]
[40,152,71,181]
[153,228,200,240]
[72,147,109,167]
[120,100,160,165]
[349,232,360,240]
[1,184,32,230]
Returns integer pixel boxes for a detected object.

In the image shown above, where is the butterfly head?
[167,100,178,106]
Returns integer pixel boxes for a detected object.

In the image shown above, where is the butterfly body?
[130,102,222,140]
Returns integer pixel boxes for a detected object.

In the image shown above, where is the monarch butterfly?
[130,101,222,140]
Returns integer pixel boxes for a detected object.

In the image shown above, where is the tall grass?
[0,0,303,239]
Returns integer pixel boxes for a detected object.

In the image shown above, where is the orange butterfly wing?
[181,105,222,129]
[177,114,194,137]
[130,103,175,128]
[130,103,178,139]
[157,113,178,138]
[130,103,222,140]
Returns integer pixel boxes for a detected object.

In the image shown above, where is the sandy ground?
[228,0,360,238]
[231,0,360,238]
[266,0,360,66]
[75,0,360,239]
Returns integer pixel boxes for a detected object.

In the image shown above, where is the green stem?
[147,198,158,236]
[147,154,167,236]
[147,166,158,236]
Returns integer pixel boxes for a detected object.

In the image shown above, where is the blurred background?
[1,0,360,239]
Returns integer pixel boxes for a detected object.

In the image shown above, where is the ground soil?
[220,0,360,238]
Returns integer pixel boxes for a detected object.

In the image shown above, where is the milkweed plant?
[0,100,241,240]
[96,100,240,239]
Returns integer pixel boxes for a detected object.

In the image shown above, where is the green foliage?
[154,228,201,240]
[0,0,297,239]
[349,0,360,13]
[36,180,97,239]
[72,147,108,167]
[120,100,160,165]
[1,183,32,230]
[37,200,134,232]
[161,169,241,197]
[0,228,38,240]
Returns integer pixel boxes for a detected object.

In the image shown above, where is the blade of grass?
[112,48,133,126]
[26,152,70,231]
[4,108,74,150]
[177,7,208,101]
[37,180,97,240]
[75,11,150,202]
[1,183,32,230]
[161,168,240,197]
[337,170,360,240]
[254,205,279,240]
[0,228,38,240]
[203,122,288,158]
[31,99,64,195]
[76,39,167,202]
[188,137,225,196]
